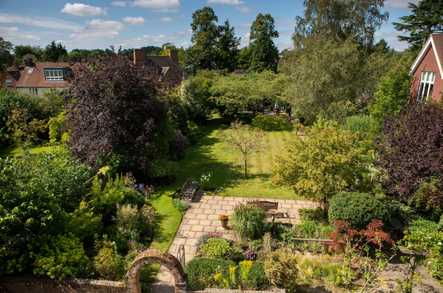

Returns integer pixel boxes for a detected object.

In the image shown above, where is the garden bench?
[247,200,289,220]
[173,179,201,202]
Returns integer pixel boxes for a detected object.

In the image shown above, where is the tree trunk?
[244,155,248,178]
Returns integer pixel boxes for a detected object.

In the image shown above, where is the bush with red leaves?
[330,219,393,253]
[376,103,443,213]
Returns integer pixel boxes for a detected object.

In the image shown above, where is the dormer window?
[44,68,64,81]
[417,71,435,102]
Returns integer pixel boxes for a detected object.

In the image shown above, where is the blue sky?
[0,0,417,51]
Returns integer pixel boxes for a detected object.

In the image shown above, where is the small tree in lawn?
[224,121,263,177]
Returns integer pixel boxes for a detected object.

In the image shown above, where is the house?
[410,32,443,103]
[5,61,72,96]
[132,48,183,88]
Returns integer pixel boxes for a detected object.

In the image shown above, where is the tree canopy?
[249,13,280,72]
[293,0,388,49]
[67,56,170,178]
[394,0,443,51]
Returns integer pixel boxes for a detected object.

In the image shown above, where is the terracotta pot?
[219,215,229,229]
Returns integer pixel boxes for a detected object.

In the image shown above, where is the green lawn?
[173,119,299,199]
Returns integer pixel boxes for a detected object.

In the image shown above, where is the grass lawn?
[149,190,183,252]
[173,118,299,200]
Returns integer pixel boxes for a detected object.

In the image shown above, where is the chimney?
[166,48,179,64]
[133,49,145,65]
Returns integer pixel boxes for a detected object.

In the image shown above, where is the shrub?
[329,192,390,229]
[66,201,102,243]
[263,248,298,291]
[409,177,442,220]
[239,260,269,290]
[185,258,235,290]
[67,56,170,179]
[199,238,232,259]
[376,104,443,213]
[251,114,292,131]
[402,219,443,280]
[273,120,373,210]
[94,240,126,280]
[33,234,91,279]
[231,204,266,239]
[116,204,155,247]
[293,220,334,239]
[344,114,378,138]
[173,198,190,214]
[48,111,66,144]
[169,129,189,160]
[0,151,92,275]
[299,207,327,223]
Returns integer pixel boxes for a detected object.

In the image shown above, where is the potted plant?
[219,214,229,229]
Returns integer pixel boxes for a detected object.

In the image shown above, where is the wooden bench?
[173,179,201,202]
[247,200,289,220]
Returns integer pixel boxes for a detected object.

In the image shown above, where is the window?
[28,88,38,95]
[417,71,435,102]
[44,68,64,81]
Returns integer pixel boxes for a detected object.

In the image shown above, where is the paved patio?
[168,195,318,263]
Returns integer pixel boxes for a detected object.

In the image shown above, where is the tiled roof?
[13,62,71,88]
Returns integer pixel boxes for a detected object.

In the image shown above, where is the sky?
[0,0,418,52]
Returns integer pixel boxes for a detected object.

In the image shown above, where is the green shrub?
[239,260,269,290]
[199,238,232,259]
[231,204,266,239]
[263,248,298,291]
[116,204,155,247]
[173,198,190,214]
[48,111,66,144]
[344,114,378,138]
[185,258,235,290]
[94,240,126,280]
[402,219,443,280]
[293,220,334,239]
[33,234,91,279]
[251,114,292,131]
[299,207,327,223]
[329,192,390,229]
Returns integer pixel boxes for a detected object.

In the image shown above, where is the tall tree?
[216,20,240,71]
[186,6,220,72]
[67,56,169,179]
[294,0,388,49]
[394,0,443,51]
[14,45,43,64]
[43,41,68,62]
[249,13,279,72]
[0,37,13,71]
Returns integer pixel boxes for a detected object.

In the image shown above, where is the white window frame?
[44,68,64,81]
[417,71,436,102]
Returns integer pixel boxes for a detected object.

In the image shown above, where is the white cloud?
[207,0,250,13]
[385,0,417,9]
[0,26,41,45]
[0,13,81,31]
[161,16,173,22]
[112,1,127,7]
[208,0,243,5]
[123,16,145,24]
[61,3,105,17]
[71,19,124,39]
[133,0,180,10]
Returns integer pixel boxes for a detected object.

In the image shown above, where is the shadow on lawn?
[173,118,243,192]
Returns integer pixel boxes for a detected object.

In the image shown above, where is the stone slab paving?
[168,195,318,263]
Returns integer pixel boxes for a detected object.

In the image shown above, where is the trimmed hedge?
[185,257,235,290]
[328,192,390,229]
[251,114,292,131]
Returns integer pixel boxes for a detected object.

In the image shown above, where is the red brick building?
[410,33,443,103]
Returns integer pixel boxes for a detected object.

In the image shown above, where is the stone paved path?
[168,195,318,263]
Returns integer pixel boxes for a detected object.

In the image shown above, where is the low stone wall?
[0,277,126,293]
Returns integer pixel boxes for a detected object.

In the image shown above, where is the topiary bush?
[185,257,235,290]
[231,204,266,239]
[251,114,292,131]
[94,240,126,280]
[329,192,390,229]
[199,238,232,259]
[263,248,298,291]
